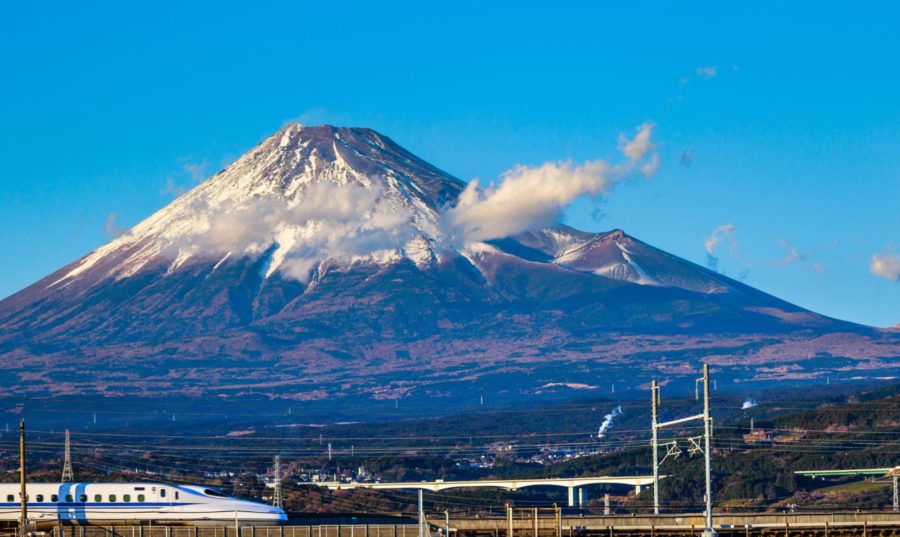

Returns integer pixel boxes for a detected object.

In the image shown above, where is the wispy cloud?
[775,238,836,273]
[777,238,806,266]
[182,159,209,182]
[704,223,736,271]
[104,212,126,238]
[161,177,187,197]
[672,64,739,99]
[870,253,900,281]
[162,159,210,197]
[696,65,718,79]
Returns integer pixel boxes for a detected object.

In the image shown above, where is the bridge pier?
[566,487,591,508]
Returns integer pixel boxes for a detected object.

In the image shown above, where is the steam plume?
[597,405,623,438]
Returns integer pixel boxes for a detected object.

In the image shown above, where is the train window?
[160,489,166,498]
[134,487,145,491]
[109,495,116,502]
[80,494,87,502]
[51,495,58,502]
[175,491,179,500]
[204,489,226,497]
[137,494,145,502]
[124,494,131,502]
[94,494,102,502]
[36,495,44,502]
[6,495,12,502]
[66,495,74,502]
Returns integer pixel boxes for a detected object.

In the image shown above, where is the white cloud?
[619,122,657,161]
[870,253,900,281]
[163,182,417,282]
[445,123,658,245]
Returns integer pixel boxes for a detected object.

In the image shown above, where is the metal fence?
[51,526,420,537]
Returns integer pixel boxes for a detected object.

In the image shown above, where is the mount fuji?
[1,124,897,407]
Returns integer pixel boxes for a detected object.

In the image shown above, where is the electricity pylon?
[61,429,73,483]
[272,455,283,509]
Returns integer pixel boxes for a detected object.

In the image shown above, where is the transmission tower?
[272,455,283,509]
[61,429,73,482]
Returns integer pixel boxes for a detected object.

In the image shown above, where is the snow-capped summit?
[53,124,468,286]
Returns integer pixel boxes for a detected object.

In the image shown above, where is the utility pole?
[651,364,715,535]
[651,380,659,515]
[19,420,28,537]
[62,429,73,483]
[272,455,283,509]
[418,489,426,537]
[701,364,716,537]
[893,473,898,513]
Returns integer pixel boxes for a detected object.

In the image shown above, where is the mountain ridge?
[0,124,897,405]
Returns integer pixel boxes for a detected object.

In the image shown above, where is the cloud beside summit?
[445,123,658,245]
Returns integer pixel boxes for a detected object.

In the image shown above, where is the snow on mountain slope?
[52,124,466,287]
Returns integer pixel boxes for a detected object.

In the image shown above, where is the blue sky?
[1,2,898,326]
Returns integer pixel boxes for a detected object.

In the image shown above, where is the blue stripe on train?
[0,502,196,507]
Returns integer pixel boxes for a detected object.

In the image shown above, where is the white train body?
[0,483,286,527]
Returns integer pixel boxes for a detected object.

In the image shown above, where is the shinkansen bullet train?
[0,482,287,527]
